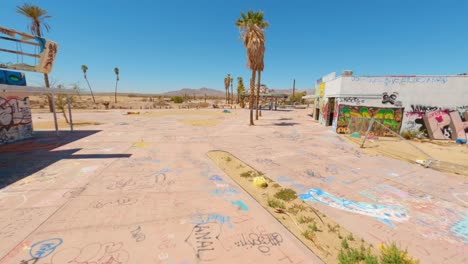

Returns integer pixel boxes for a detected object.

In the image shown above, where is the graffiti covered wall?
[0,96,33,145]
[321,76,468,139]
[422,110,468,140]
[336,105,403,136]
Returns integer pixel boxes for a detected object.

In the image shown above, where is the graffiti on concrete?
[185,222,222,261]
[234,232,283,254]
[29,238,63,259]
[336,105,403,136]
[49,242,129,263]
[0,96,33,144]
[361,184,468,244]
[299,188,409,227]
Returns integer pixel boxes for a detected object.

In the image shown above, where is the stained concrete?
[0,108,466,264]
[0,110,321,264]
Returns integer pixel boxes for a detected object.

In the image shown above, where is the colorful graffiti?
[0,70,27,86]
[423,110,468,140]
[361,184,468,244]
[400,112,427,138]
[336,105,403,136]
[0,96,33,145]
[298,188,409,227]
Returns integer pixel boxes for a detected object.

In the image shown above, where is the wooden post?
[361,118,375,148]
[67,95,74,132]
[50,94,59,135]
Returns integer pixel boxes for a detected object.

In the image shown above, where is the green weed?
[297,215,315,224]
[267,198,286,209]
[274,188,297,202]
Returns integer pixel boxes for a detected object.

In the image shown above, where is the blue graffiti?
[30,238,63,259]
[213,188,238,196]
[450,215,468,244]
[159,168,171,173]
[322,176,335,183]
[210,175,223,181]
[299,188,409,224]
[231,200,249,211]
[191,213,233,228]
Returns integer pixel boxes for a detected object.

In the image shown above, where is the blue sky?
[1,0,467,93]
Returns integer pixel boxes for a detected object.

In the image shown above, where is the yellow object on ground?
[253,176,268,188]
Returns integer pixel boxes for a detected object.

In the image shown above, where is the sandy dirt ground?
[345,135,468,175]
[0,108,467,263]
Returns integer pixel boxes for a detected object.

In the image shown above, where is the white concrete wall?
[339,76,468,110]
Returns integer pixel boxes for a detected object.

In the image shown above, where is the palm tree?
[16,3,53,111]
[114,67,119,103]
[224,74,231,104]
[237,77,245,107]
[81,65,96,103]
[236,10,268,125]
[230,76,234,104]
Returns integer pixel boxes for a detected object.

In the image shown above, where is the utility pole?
[293,79,296,97]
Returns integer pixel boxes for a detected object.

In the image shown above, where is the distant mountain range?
[92,87,314,97]
[161,87,225,97]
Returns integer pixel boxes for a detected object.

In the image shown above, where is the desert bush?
[171,96,184,104]
[297,215,315,224]
[401,130,419,140]
[287,203,307,215]
[267,198,285,209]
[274,188,297,202]
[380,243,419,264]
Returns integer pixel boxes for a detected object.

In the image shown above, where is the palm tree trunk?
[114,80,118,103]
[84,77,96,103]
[256,70,261,120]
[249,71,256,125]
[231,83,233,104]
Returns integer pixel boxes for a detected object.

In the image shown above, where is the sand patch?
[207,150,381,263]
[345,136,468,176]
[178,118,221,127]
[142,109,229,118]
[33,120,103,130]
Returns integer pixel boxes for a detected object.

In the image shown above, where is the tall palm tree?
[224,74,231,104]
[230,76,234,104]
[236,10,268,125]
[81,65,96,103]
[16,3,53,111]
[114,67,119,103]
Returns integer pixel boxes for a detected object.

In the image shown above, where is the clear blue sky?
[1,0,467,93]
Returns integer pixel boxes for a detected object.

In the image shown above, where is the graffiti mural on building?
[351,76,448,86]
[423,110,468,140]
[400,112,427,138]
[381,92,402,106]
[339,97,365,105]
[336,105,403,136]
[0,96,33,144]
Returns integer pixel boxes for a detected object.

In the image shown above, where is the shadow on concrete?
[273,122,300,126]
[278,118,293,121]
[0,130,131,189]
